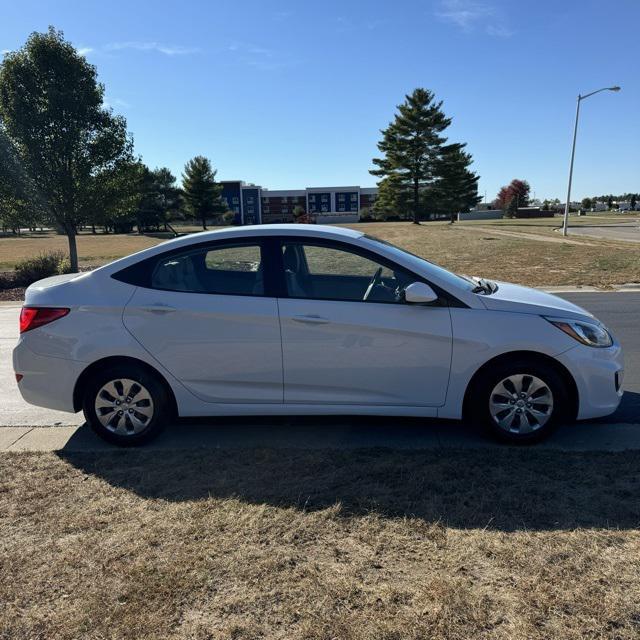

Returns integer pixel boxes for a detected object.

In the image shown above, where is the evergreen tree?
[370,88,452,224]
[505,195,519,218]
[433,144,481,223]
[630,194,637,211]
[181,156,224,230]
[0,27,133,271]
[136,166,183,232]
[373,175,412,220]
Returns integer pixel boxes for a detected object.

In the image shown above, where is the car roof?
[153,223,365,252]
[96,224,365,275]
[184,223,363,240]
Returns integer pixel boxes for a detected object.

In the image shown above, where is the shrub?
[57,255,72,274]
[221,210,236,225]
[14,251,71,286]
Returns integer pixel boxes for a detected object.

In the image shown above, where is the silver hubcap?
[94,378,154,435]
[489,374,554,434]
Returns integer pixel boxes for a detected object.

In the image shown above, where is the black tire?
[83,363,170,446]
[469,359,570,444]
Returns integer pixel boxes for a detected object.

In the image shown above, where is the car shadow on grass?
[57,398,640,533]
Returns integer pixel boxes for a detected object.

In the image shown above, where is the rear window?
[112,242,265,296]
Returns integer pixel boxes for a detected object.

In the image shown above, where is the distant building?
[220,181,262,225]
[515,206,554,218]
[220,181,378,224]
[558,201,582,211]
[457,209,502,221]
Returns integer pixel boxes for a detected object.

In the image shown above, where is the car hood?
[477,281,595,320]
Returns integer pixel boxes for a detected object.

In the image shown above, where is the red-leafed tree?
[494,185,510,210]
[493,179,531,213]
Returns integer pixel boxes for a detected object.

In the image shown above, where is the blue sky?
[2,0,638,201]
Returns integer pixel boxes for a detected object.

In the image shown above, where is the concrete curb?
[1,422,639,453]
[542,285,640,293]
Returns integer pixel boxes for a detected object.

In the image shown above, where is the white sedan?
[13,224,623,445]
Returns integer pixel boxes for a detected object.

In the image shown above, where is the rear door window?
[150,243,264,295]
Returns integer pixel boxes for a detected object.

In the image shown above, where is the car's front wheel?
[83,364,170,446]
[471,360,569,443]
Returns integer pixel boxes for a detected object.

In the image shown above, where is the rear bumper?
[556,342,624,420]
[12,340,83,413]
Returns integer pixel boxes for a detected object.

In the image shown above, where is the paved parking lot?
[568,221,640,243]
[1,292,638,451]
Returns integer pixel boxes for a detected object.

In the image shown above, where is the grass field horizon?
[1,214,639,287]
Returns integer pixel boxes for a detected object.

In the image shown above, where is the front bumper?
[556,341,624,420]
[12,340,84,413]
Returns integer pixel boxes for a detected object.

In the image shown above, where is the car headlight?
[545,316,613,348]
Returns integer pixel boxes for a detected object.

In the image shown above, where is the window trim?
[111,235,468,306]
[274,236,464,307]
[112,237,281,298]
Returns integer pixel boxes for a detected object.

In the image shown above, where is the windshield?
[363,234,476,292]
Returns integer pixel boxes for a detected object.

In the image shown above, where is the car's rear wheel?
[471,360,569,443]
[83,364,169,446]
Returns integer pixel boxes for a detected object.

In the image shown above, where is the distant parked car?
[14,225,623,445]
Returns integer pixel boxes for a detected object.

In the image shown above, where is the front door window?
[281,241,415,303]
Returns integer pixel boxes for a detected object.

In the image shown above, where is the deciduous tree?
[0,27,134,271]
[493,179,530,211]
[581,197,593,211]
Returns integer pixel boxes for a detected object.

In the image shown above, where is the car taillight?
[19,307,70,333]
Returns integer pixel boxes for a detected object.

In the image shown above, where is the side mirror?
[404,282,439,304]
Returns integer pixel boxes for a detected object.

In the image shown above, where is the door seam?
[275,298,285,403]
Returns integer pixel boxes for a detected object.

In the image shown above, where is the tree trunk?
[201,215,207,230]
[91,224,96,234]
[450,211,456,224]
[67,231,79,273]
[413,179,420,224]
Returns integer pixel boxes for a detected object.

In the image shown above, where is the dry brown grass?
[0,232,162,270]
[1,217,640,287]
[344,221,640,287]
[2,448,640,639]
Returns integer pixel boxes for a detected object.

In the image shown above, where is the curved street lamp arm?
[580,86,621,101]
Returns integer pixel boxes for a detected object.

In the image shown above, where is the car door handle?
[139,304,177,314]
[292,314,330,324]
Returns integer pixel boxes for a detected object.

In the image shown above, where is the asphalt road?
[568,222,640,243]
[561,291,640,423]
[0,292,638,450]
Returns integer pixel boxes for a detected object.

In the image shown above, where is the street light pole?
[561,86,621,237]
